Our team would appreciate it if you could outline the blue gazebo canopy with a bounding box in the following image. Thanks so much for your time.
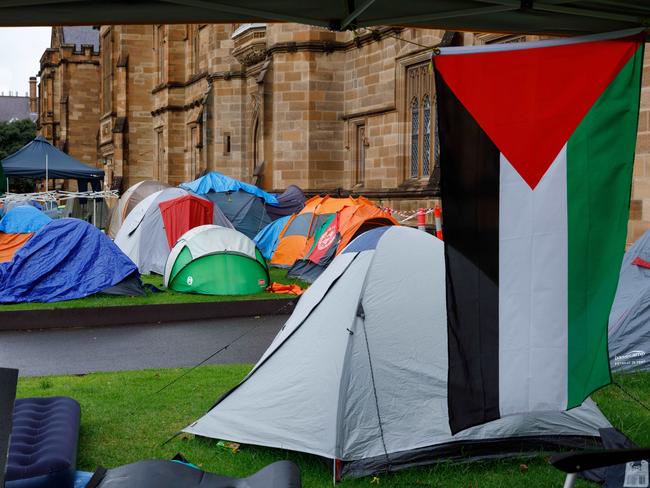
[1,135,104,181]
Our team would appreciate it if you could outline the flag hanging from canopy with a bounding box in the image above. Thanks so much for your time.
[433,30,645,434]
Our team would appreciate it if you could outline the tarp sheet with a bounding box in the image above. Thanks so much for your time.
[1,136,104,180]
[0,218,137,303]
[181,172,278,204]
[0,233,32,263]
[266,185,305,220]
[0,205,51,233]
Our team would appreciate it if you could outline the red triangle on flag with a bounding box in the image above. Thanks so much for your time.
[434,34,641,189]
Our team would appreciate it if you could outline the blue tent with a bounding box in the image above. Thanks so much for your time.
[0,206,51,234]
[254,215,291,260]
[0,218,141,303]
[180,172,278,205]
[182,172,277,239]
[1,136,104,189]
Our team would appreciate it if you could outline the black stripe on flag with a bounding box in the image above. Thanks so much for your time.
[436,72,501,434]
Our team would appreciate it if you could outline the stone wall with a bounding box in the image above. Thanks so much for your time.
[99,25,156,187]
[630,47,650,246]
[37,28,100,190]
[35,25,650,242]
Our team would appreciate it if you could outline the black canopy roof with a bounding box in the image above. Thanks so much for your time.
[0,1,647,36]
[1,135,104,180]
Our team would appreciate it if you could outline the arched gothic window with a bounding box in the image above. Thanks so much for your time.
[422,95,431,178]
[410,97,419,179]
[406,62,436,179]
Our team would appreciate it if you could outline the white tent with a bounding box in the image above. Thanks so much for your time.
[107,180,171,238]
[163,225,269,296]
[114,187,233,275]
[185,226,611,479]
[608,229,650,372]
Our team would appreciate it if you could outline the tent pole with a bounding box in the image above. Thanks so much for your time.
[45,154,48,193]
[93,198,96,227]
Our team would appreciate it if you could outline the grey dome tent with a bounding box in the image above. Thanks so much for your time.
[1,136,104,191]
[107,180,172,238]
[608,230,650,372]
[115,188,233,275]
[185,226,612,480]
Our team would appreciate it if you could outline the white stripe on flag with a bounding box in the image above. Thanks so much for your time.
[437,28,642,56]
[499,147,568,415]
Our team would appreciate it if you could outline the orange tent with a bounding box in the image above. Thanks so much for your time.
[270,195,375,267]
[287,204,397,282]
[0,233,33,263]
[331,204,397,254]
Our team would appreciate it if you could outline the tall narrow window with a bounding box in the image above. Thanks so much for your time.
[190,126,197,178]
[223,133,231,155]
[253,118,261,169]
[102,31,112,114]
[410,97,419,179]
[434,110,440,166]
[156,129,165,182]
[356,123,366,185]
[192,26,200,74]
[406,62,436,180]
[156,25,165,85]
[422,95,431,177]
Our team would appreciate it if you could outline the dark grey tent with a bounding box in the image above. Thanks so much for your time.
[266,185,306,221]
[201,191,271,240]
[1,136,104,190]
[608,230,650,372]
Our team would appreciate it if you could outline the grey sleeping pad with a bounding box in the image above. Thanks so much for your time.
[92,459,301,488]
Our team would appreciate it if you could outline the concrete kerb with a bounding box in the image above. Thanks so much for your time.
[0,298,296,331]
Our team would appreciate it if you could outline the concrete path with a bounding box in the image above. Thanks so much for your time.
[0,316,285,377]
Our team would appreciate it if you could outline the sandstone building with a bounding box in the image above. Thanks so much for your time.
[35,25,650,242]
[37,26,101,181]
[93,23,450,215]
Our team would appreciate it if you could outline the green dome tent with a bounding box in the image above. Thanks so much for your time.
[164,225,269,295]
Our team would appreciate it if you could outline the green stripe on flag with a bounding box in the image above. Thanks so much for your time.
[566,44,644,407]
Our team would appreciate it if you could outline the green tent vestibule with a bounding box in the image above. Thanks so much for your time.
[164,225,269,296]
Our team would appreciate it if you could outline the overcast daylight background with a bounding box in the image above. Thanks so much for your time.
[0,27,51,96]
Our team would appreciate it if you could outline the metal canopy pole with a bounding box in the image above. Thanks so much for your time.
[340,0,377,30]
[45,153,48,193]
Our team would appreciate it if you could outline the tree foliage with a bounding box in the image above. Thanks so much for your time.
[0,119,37,193]
[0,119,36,160]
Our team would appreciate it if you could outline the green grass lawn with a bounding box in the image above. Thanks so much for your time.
[0,268,309,311]
[16,367,649,487]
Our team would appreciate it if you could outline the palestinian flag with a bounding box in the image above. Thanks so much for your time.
[434,30,644,434]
